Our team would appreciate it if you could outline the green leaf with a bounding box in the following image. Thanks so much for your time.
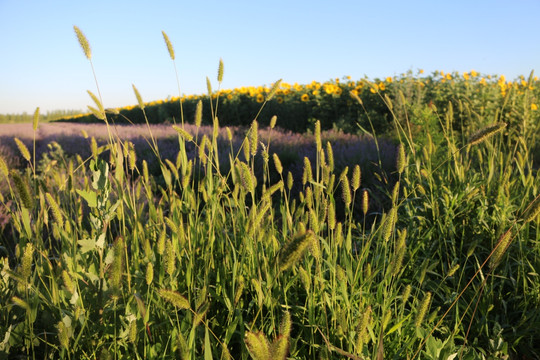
[76,189,97,208]
[78,238,97,254]
[386,314,410,335]
[21,207,32,238]
[96,233,106,250]
[204,327,213,360]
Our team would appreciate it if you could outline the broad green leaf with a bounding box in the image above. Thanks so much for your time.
[76,189,97,208]
[78,238,96,254]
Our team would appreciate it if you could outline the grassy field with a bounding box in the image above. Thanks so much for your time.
[0,27,540,359]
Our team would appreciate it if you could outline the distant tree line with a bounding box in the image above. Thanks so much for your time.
[0,110,82,123]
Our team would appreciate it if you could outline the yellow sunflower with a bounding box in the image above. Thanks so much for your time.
[301,94,309,102]
[256,94,264,103]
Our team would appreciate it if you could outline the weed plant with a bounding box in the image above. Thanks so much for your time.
[0,27,539,360]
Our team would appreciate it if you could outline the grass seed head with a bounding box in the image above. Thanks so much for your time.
[159,289,190,309]
[489,229,513,269]
[244,331,271,360]
[287,171,293,190]
[57,320,70,350]
[362,190,369,216]
[467,122,506,146]
[402,284,412,305]
[522,195,540,224]
[46,193,64,229]
[217,58,224,83]
[326,141,334,171]
[11,170,33,209]
[172,125,193,142]
[352,164,361,191]
[32,107,40,132]
[302,157,312,186]
[278,230,315,272]
[266,79,282,101]
[161,31,175,60]
[270,115,277,129]
[14,138,31,162]
[20,243,34,282]
[132,84,145,109]
[195,99,203,127]
[62,270,75,294]
[0,156,9,178]
[206,76,212,95]
[146,262,154,285]
[250,121,259,156]
[396,143,406,174]
[340,174,351,207]
[314,120,322,152]
[273,153,283,175]
[74,25,91,59]
[327,201,336,230]
[415,291,432,328]
[447,264,460,277]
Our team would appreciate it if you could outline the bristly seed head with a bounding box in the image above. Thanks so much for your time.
[522,194,540,224]
[74,25,91,60]
[217,58,224,83]
[195,100,203,127]
[132,84,145,110]
[415,291,432,327]
[467,122,506,146]
[352,164,361,191]
[266,79,282,101]
[161,31,175,60]
[396,143,406,174]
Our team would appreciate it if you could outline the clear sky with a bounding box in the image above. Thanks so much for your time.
[1,0,539,114]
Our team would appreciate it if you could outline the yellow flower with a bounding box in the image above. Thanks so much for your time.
[350,89,358,96]
[276,97,284,104]
[521,80,528,87]
[227,94,233,100]
[370,84,379,93]
[346,75,351,80]
[301,94,309,102]
[256,94,264,103]
[334,87,343,96]
[463,72,470,80]
[419,69,424,74]
[532,103,538,111]
[470,70,478,77]
[445,73,452,80]
[312,90,320,96]
[323,84,334,94]
[480,78,487,86]
[378,82,386,91]
[386,77,393,83]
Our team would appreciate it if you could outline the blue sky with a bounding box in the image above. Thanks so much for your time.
[1,0,539,114]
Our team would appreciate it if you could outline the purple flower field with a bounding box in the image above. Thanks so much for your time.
[0,122,398,178]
